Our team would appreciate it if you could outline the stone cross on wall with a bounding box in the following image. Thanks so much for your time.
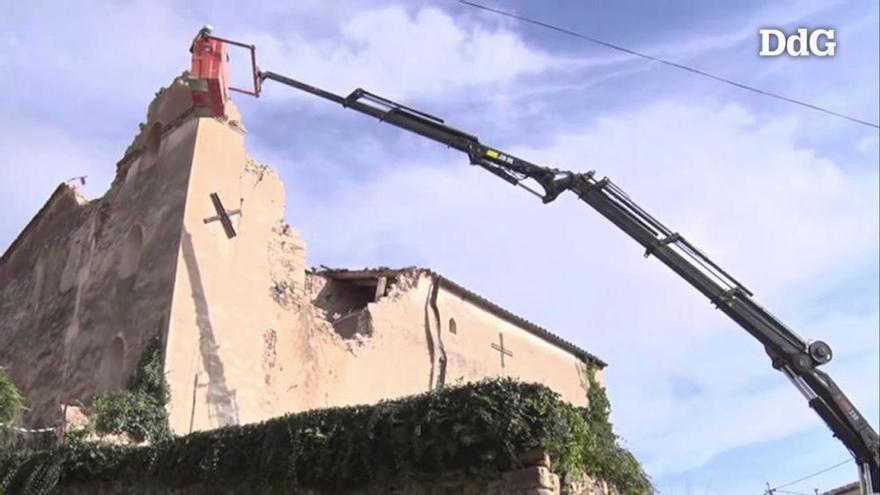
[203,192,241,238]
[491,332,513,368]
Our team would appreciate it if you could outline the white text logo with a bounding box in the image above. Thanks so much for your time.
[759,28,836,57]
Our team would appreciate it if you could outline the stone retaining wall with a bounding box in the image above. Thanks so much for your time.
[60,451,616,495]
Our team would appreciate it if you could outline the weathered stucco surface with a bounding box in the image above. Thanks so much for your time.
[303,269,603,414]
[0,76,203,429]
[0,72,605,435]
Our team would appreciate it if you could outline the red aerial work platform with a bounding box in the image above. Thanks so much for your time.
[189,25,259,117]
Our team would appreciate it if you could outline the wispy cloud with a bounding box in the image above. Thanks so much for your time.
[0,2,876,493]
[247,5,560,100]
[275,99,879,477]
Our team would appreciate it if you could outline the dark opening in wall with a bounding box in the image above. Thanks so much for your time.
[332,310,373,339]
[449,318,458,335]
[312,276,394,339]
[312,279,374,316]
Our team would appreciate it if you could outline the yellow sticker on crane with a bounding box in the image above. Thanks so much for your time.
[486,149,499,158]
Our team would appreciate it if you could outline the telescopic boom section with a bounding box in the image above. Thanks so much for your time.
[256,70,880,492]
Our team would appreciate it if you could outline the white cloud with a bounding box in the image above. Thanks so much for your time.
[0,1,876,486]
[245,5,559,99]
[0,2,192,108]
[0,125,117,251]
[858,134,880,157]
[541,103,879,298]
[645,0,846,62]
[274,99,879,476]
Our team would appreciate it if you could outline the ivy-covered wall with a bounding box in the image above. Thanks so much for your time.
[0,368,25,445]
[1,379,650,495]
[47,462,619,494]
[89,338,170,444]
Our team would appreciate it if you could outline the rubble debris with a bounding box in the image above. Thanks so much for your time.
[242,158,270,189]
[268,220,306,310]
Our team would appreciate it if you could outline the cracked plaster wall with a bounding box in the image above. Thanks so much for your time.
[0,76,201,429]
[1,73,598,436]
[305,271,597,410]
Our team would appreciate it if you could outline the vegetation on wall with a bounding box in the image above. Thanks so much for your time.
[0,368,26,443]
[577,365,652,493]
[91,338,170,443]
[0,378,650,495]
[0,338,169,494]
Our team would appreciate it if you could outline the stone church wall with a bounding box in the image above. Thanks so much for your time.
[436,282,597,405]
[0,78,201,430]
[155,90,602,433]
[304,270,599,411]
[1,73,604,436]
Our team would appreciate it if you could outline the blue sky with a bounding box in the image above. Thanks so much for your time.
[1,1,878,493]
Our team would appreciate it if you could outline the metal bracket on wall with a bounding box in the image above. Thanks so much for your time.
[203,192,241,238]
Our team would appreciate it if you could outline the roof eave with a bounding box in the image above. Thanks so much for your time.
[317,266,607,368]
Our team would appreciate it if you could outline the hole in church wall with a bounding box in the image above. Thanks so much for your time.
[312,278,386,339]
[118,224,144,280]
[313,279,376,317]
[100,336,126,390]
[449,317,458,335]
[332,310,374,339]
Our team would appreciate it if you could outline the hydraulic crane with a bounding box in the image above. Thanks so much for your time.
[190,28,880,493]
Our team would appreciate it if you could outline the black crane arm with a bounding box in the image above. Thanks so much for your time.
[258,70,880,492]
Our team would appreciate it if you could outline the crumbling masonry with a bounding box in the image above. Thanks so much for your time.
[0,73,605,434]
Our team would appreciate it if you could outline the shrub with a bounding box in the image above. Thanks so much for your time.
[578,367,651,493]
[92,391,168,443]
[91,337,170,443]
[0,378,651,494]
[0,368,25,442]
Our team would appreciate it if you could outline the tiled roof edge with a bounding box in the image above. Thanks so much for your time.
[317,266,607,368]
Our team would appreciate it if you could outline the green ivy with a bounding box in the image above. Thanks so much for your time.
[0,431,127,495]
[0,368,26,444]
[0,378,651,494]
[126,338,170,405]
[91,392,168,444]
[576,366,652,494]
[91,338,170,443]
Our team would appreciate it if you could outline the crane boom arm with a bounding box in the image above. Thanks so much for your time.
[259,70,880,492]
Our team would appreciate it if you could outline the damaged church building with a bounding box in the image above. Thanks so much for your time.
[0,71,605,436]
